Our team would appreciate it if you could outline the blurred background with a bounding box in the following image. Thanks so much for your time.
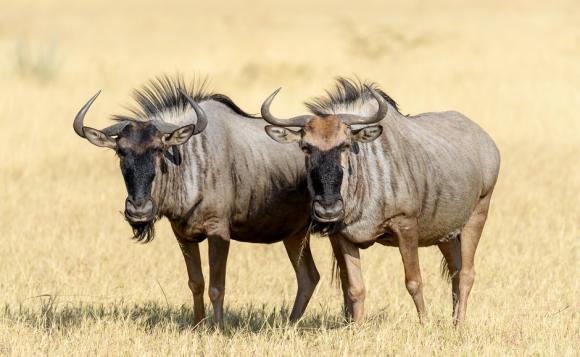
[0,0,578,354]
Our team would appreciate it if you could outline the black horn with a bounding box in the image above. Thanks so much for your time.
[178,88,208,135]
[73,90,130,138]
[100,121,131,136]
[261,88,312,127]
[150,121,180,134]
[73,91,100,138]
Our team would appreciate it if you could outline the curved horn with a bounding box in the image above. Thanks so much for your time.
[261,88,312,127]
[100,121,131,136]
[73,90,101,138]
[338,86,388,125]
[151,120,180,134]
[73,90,131,138]
[178,88,208,135]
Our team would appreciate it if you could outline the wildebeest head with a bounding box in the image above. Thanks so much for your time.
[73,89,207,241]
[261,86,385,223]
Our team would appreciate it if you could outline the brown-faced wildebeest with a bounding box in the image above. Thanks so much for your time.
[72,77,319,328]
[260,78,500,326]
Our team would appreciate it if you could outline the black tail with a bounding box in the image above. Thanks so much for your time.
[440,257,452,282]
[440,235,461,282]
[331,253,340,288]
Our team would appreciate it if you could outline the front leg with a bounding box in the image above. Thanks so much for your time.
[283,232,320,322]
[176,238,206,326]
[329,234,366,323]
[390,216,427,322]
[208,235,230,329]
[329,236,352,319]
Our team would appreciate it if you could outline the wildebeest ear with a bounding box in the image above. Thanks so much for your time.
[352,125,383,143]
[163,124,195,146]
[264,125,301,144]
[83,127,117,149]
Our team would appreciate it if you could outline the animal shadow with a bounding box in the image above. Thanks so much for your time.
[4,296,350,334]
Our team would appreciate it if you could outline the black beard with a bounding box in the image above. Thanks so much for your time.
[129,219,157,243]
[310,219,345,237]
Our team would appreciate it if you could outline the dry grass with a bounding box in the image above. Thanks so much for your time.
[0,0,579,355]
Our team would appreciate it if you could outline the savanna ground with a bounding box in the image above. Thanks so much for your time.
[0,0,579,355]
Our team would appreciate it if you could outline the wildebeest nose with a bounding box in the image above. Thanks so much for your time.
[312,199,344,222]
[125,198,155,221]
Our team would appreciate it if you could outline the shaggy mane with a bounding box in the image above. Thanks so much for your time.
[304,77,400,116]
[113,75,258,121]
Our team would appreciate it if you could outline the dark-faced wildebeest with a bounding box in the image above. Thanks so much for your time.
[260,78,500,326]
[72,77,319,328]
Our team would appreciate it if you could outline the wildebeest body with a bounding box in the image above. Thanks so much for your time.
[158,100,311,244]
[339,109,500,247]
[260,77,500,325]
[73,77,319,328]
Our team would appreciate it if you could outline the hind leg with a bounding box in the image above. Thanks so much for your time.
[456,192,492,326]
[208,235,230,330]
[438,238,461,319]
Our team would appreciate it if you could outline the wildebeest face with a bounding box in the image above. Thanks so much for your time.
[84,122,195,240]
[73,89,206,242]
[260,86,387,223]
[266,116,382,222]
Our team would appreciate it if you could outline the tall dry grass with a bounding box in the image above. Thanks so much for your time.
[0,0,578,355]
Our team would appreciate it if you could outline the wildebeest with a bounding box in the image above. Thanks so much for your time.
[260,78,500,325]
[73,76,319,327]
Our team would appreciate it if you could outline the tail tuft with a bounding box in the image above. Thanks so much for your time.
[440,257,452,282]
[331,253,341,288]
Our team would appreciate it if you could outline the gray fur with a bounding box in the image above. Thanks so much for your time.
[149,100,311,243]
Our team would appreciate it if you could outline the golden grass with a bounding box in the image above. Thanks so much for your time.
[0,0,579,355]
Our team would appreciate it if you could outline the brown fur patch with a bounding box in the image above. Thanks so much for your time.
[302,116,349,151]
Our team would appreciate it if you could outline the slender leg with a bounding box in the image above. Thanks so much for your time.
[329,236,352,319]
[283,233,320,322]
[177,239,206,326]
[392,216,427,322]
[456,193,492,327]
[330,235,366,323]
[438,238,462,319]
[208,235,230,329]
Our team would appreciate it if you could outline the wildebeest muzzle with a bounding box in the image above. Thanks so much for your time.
[124,197,157,224]
[312,195,345,222]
